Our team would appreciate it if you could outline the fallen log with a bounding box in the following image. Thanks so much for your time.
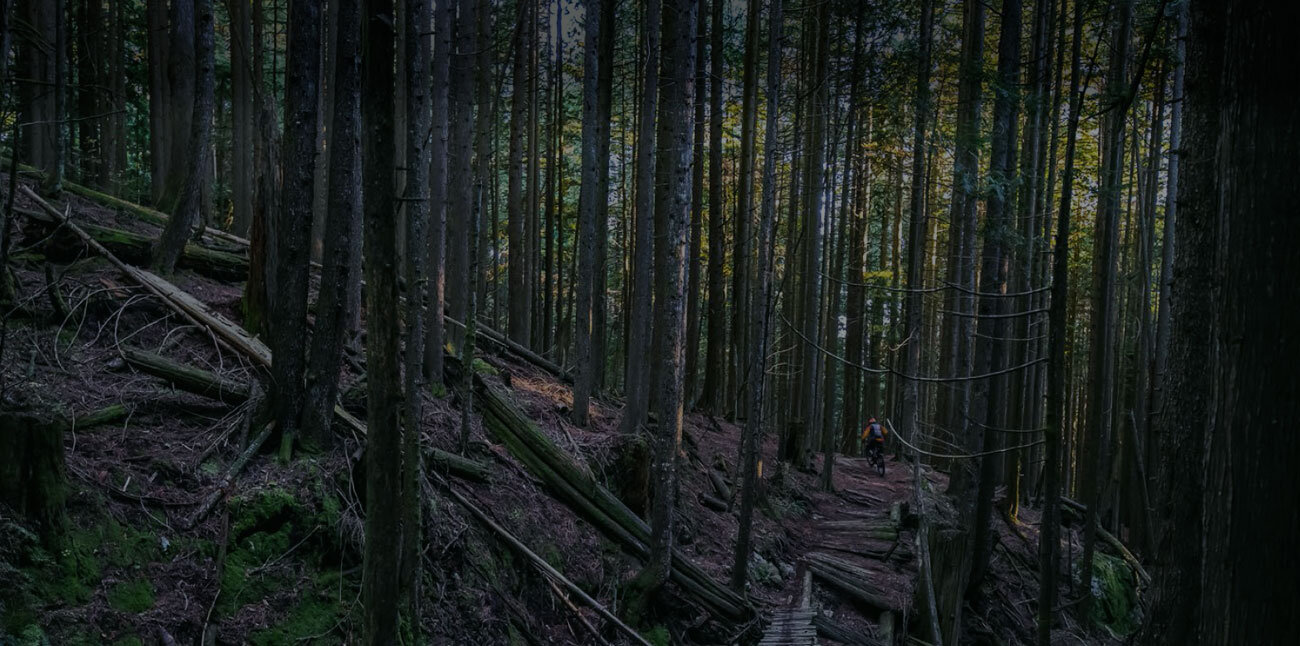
[24,209,247,281]
[122,347,250,404]
[708,468,732,502]
[20,187,242,352]
[429,473,652,646]
[185,421,275,529]
[1059,496,1151,585]
[456,357,752,623]
[700,493,729,512]
[15,162,250,249]
[426,446,492,483]
[806,552,899,616]
[70,403,129,430]
[445,315,571,384]
[812,613,882,646]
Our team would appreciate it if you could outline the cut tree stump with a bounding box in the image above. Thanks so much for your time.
[0,409,69,544]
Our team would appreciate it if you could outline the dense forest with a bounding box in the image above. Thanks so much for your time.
[0,0,1296,644]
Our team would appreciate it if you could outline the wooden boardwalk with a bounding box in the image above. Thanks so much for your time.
[757,608,817,646]
[758,568,817,646]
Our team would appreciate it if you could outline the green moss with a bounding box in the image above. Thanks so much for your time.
[248,596,340,645]
[471,358,499,376]
[643,625,670,646]
[230,487,301,537]
[429,382,448,398]
[107,579,155,613]
[12,624,48,646]
[1087,551,1141,636]
[539,543,563,571]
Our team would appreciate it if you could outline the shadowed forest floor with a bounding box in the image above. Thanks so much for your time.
[0,170,1135,644]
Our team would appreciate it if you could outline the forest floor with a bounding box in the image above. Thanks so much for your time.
[0,170,1138,645]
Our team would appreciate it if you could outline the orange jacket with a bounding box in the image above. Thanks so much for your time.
[861,423,887,443]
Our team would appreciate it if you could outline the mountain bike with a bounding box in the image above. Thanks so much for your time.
[866,443,886,477]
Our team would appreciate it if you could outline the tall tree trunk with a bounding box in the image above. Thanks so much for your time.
[1080,0,1132,619]
[424,0,451,386]
[643,0,696,590]
[0,0,13,105]
[45,0,65,193]
[17,0,54,175]
[267,0,321,459]
[1138,1,1214,642]
[1196,3,1300,641]
[158,0,195,210]
[244,0,279,339]
[1147,0,1183,504]
[571,0,605,427]
[1038,2,1085,642]
[794,0,829,468]
[1007,0,1055,520]
[684,1,705,405]
[841,108,867,451]
[459,0,491,450]
[729,0,759,421]
[943,0,985,501]
[399,0,430,620]
[732,0,780,592]
[966,0,1020,596]
[229,0,255,237]
[541,3,563,355]
[311,0,336,261]
[359,0,402,639]
[825,6,866,478]
[301,0,361,447]
[507,0,533,347]
[900,0,935,637]
[446,0,476,351]
[618,0,659,434]
[591,0,614,391]
[526,0,541,350]
[153,0,214,274]
[700,0,726,414]
[147,0,168,203]
[74,0,103,186]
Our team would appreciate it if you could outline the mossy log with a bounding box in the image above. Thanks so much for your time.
[0,409,68,544]
[426,447,492,483]
[1060,496,1151,585]
[812,613,883,646]
[71,403,130,430]
[805,552,900,616]
[26,212,248,281]
[445,315,572,384]
[453,357,752,622]
[185,421,275,529]
[16,161,249,249]
[816,518,900,541]
[123,347,251,404]
[707,468,732,502]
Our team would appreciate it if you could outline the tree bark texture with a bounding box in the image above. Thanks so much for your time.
[645,0,696,588]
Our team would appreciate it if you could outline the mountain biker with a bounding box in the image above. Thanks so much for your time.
[861,417,887,460]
